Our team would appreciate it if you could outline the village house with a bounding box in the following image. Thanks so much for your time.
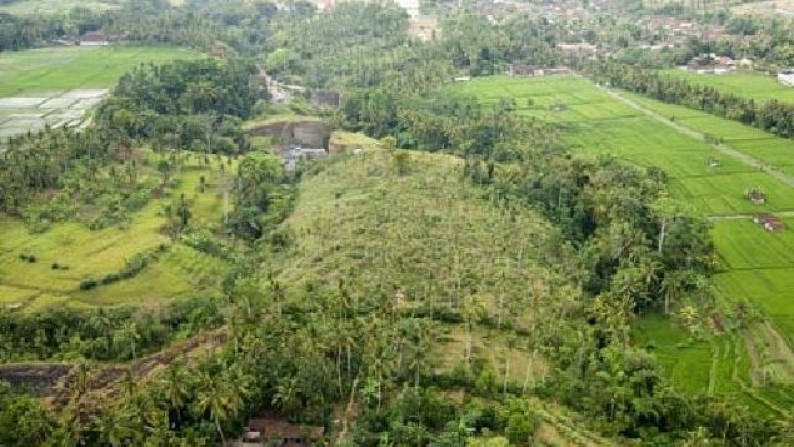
[557,43,598,57]
[753,214,785,232]
[778,70,794,87]
[506,64,543,76]
[408,16,439,41]
[684,54,735,74]
[240,416,325,447]
[78,30,110,46]
[283,144,328,172]
[738,58,754,69]
[506,64,572,77]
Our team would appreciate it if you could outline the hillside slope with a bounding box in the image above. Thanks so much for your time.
[271,147,622,446]
[277,147,579,328]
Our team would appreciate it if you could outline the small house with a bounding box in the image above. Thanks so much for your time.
[778,71,794,87]
[282,144,328,172]
[507,64,543,76]
[545,67,573,76]
[78,30,109,46]
[753,214,785,232]
[747,190,767,205]
[557,43,598,55]
[243,417,325,447]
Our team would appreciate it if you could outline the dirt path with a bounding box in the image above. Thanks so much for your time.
[47,329,226,407]
[708,211,794,221]
[597,85,794,189]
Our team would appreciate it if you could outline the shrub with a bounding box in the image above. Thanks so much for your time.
[101,273,121,285]
[80,278,98,290]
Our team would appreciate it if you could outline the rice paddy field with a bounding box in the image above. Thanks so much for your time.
[0,46,203,137]
[0,151,233,311]
[0,46,203,97]
[0,0,120,16]
[447,75,794,414]
[661,69,794,104]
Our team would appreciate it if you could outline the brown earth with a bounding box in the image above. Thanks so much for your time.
[0,329,228,407]
[247,120,332,149]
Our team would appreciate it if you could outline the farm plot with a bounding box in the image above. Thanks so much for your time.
[451,76,794,215]
[0,89,108,138]
[0,0,119,15]
[447,75,794,412]
[0,151,232,311]
[0,46,202,97]
[662,70,794,105]
[0,46,202,137]
[667,172,794,215]
[622,92,794,173]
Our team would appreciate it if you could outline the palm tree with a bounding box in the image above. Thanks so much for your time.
[159,361,190,428]
[195,367,244,444]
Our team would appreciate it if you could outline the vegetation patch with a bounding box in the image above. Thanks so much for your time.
[0,46,202,97]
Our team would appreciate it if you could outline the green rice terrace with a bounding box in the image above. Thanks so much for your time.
[662,69,794,104]
[0,149,234,311]
[448,74,794,414]
[0,0,121,15]
[0,46,202,137]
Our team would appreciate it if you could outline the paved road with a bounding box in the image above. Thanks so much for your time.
[597,85,794,189]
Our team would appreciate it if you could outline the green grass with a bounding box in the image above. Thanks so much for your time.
[0,0,120,15]
[0,46,203,96]
[446,75,794,412]
[633,314,784,415]
[662,69,794,104]
[621,92,794,174]
[634,314,713,393]
[0,151,231,311]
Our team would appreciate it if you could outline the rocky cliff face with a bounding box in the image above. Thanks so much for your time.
[248,119,332,149]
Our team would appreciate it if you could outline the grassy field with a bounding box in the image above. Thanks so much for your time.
[0,0,120,15]
[0,46,203,96]
[450,76,794,216]
[446,75,794,413]
[662,69,794,104]
[0,151,232,311]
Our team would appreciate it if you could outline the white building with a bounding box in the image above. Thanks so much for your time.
[778,72,794,87]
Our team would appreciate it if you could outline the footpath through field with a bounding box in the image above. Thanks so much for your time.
[600,85,794,191]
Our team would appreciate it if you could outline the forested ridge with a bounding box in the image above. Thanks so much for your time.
[2,0,794,446]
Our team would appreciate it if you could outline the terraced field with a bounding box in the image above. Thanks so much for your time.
[447,75,794,413]
[0,151,233,311]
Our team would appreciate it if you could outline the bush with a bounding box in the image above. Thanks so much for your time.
[101,273,121,285]
[80,278,98,290]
